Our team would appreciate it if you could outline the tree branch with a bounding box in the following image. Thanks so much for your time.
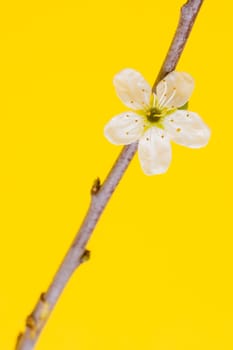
[152,0,203,91]
[16,1,204,349]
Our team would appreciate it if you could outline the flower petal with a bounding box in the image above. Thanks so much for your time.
[138,127,172,175]
[163,110,211,148]
[156,71,194,108]
[113,69,151,110]
[104,112,144,145]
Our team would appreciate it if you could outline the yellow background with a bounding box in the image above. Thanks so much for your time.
[0,0,232,349]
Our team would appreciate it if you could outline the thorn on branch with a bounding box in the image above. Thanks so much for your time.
[40,292,46,303]
[80,249,91,263]
[91,177,101,195]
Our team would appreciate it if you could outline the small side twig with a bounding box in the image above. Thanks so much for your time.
[16,1,204,349]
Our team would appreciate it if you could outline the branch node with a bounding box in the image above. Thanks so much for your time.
[40,292,47,303]
[38,298,50,322]
[26,314,37,331]
[80,249,91,263]
[15,332,23,350]
[91,177,101,195]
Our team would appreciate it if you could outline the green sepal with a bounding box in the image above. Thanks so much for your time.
[178,102,189,110]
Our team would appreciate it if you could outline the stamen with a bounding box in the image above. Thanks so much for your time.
[159,94,167,107]
[158,80,168,107]
[150,93,157,108]
[160,87,177,108]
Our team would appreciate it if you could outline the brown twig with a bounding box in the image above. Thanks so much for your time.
[152,0,203,91]
[16,1,204,349]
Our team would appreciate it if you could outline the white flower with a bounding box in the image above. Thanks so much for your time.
[104,69,211,175]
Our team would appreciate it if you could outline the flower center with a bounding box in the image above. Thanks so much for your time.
[146,107,162,123]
